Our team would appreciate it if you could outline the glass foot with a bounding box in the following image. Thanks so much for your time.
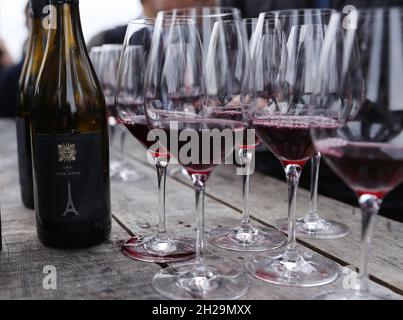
[168,166,189,178]
[152,263,250,300]
[245,247,339,287]
[314,289,395,300]
[208,225,286,252]
[122,235,195,263]
[276,216,350,240]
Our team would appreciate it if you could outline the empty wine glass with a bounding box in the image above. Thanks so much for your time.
[273,9,350,239]
[245,10,339,287]
[145,15,249,300]
[115,19,195,263]
[207,19,286,252]
[98,44,144,182]
[311,8,403,299]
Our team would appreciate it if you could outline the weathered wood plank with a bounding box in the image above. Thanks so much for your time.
[122,133,403,295]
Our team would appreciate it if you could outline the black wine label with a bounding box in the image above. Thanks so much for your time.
[34,132,107,224]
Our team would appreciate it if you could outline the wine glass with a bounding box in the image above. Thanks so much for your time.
[98,44,144,182]
[164,6,241,179]
[311,8,403,299]
[272,9,350,240]
[89,46,102,77]
[144,15,249,299]
[245,10,339,287]
[115,19,195,263]
[163,7,241,52]
[207,18,286,252]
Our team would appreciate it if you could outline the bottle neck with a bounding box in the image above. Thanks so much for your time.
[31,18,45,48]
[30,18,46,72]
[19,17,45,101]
[51,1,86,52]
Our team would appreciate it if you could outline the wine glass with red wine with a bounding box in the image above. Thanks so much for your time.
[272,9,350,240]
[144,15,249,300]
[163,7,241,179]
[245,10,339,287]
[98,44,144,182]
[207,19,286,252]
[114,19,195,263]
[311,8,403,299]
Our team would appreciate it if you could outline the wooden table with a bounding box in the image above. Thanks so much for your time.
[0,119,402,300]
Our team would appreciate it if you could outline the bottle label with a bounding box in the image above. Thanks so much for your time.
[34,132,107,222]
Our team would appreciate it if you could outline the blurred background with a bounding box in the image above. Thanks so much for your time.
[0,0,141,62]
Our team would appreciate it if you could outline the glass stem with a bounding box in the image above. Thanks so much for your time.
[192,174,207,269]
[109,124,116,147]
[155,158,169,240]
[120,127,126,163]
[239,148,253,230]
[283,164,302,261]
[305,152,321,222]
[357,194,381,296]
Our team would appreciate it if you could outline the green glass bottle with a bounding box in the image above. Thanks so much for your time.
[17,0,48,210]
[31,0,111,248]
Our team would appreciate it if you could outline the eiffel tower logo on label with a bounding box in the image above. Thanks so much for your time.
[62,181,79,217]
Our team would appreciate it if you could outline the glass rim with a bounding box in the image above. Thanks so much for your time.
[127,17,195,28]
[354,6,403,17]
[246,15,277,24]
[213,19,245,25]
[266,8,336,17]
[160,6,241,18]
[128,17,196,27]
[242,18,258,24]
[128,18,156,26]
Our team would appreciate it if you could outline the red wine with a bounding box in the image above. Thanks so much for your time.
[122,116,154,149]
[210,107,243,121]
[240,131,260,150]
[156,118,244,176]
[253,116,316,167]
[209,108,259,149]
[316,138,403,199]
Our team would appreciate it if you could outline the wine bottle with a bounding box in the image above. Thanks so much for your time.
[31,0,111,248]
[17,0,48,209]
